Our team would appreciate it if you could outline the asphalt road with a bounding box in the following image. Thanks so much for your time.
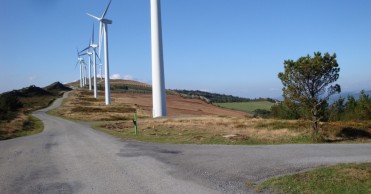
[0,93,370,194]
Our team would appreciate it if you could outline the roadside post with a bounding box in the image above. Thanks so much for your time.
[133,111,138,135]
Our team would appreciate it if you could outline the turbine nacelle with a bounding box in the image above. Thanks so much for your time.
[101,19,112,24]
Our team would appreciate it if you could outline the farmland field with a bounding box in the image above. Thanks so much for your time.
[215,101,275,113]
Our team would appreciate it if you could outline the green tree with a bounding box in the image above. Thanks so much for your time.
[344,96,357,120]
[355,90,371,120]
[278,52,341,140]
[328,97,345,121]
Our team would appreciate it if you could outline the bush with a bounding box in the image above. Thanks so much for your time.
[270,102,300,120]
[0,92,23,120]
[0,92,23,112]
[253,109,271,118]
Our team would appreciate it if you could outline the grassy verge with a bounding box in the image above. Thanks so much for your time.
[95,118,371,145]
[255,163,371,194]
[94,117,313,145]
[54,89,370,145]
[0,115,44,140]
[215,101,274,113]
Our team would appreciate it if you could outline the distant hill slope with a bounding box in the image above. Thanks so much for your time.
[68,79,152,94]
[44,82,72,92]
[329,90,371,103]
[68,79,277,103]
[171,89,278,104]
[0,82,71,112]
[8,85,52,97]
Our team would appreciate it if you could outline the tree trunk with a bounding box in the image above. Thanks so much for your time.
[311,108,321,142]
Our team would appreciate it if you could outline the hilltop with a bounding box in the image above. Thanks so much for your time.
[54,79,249,120]
[44,81,72,92]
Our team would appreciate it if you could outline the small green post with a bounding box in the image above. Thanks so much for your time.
[133,111,138,135]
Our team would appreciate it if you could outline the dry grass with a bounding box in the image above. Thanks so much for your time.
[0,113,43,140]
[51,89,247,121]
[49,89,144,121]
[99,116,312,144]
[52,89,371,145]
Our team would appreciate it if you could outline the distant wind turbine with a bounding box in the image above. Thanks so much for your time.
[87,0,112,105]
[80,24,100,98]
[151,0,167,118]
[75,48,84,88]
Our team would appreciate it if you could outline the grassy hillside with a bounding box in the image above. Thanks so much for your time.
[215,101,275,113]
[0,82,71,140]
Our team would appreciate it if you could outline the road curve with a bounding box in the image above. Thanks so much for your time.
[0,92,370,194]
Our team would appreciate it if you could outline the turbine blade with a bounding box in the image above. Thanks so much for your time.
[102,0,112,18]
[86,13,100,21]
[75,61,79,69]
[79,46,90,54]
[91,23,95,44]
[95,52,101,62]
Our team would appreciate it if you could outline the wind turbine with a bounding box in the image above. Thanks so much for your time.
[151,0,167,118]
[75,48,84,88]
[80,24,100,98]
[87,0,112,105]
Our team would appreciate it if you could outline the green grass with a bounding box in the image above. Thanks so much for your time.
[256,163,371,194]
[215,101,274,113]
[0,115,44,140]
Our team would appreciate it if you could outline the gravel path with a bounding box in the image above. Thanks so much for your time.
[0,92,370,194]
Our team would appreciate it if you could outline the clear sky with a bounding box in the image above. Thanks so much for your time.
[1,0,370,98]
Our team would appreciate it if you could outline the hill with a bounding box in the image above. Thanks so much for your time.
[54,79,250,120]
[44,81,72,92]
[170,89,278,104]
[1,82,71,140]
[8,85,52,97]
[329,90,371,103]
[69,79,277,103]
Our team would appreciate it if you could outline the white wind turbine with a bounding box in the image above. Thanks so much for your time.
[80,38,93,91]
[80,24,100,98]
[87,0,112,105]
[151,0,167,118]
[75,48,84,88]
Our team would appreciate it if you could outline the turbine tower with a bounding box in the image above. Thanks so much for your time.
[88,52,92,90]
[151,0,167,118]
[87,0,112,105]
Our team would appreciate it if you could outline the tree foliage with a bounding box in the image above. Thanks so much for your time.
[278,52,341,139]
[329,91,371,121]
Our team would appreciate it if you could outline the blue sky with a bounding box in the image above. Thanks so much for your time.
[1,0,370,98]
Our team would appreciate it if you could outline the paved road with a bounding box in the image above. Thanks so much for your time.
[0,93,370,194]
